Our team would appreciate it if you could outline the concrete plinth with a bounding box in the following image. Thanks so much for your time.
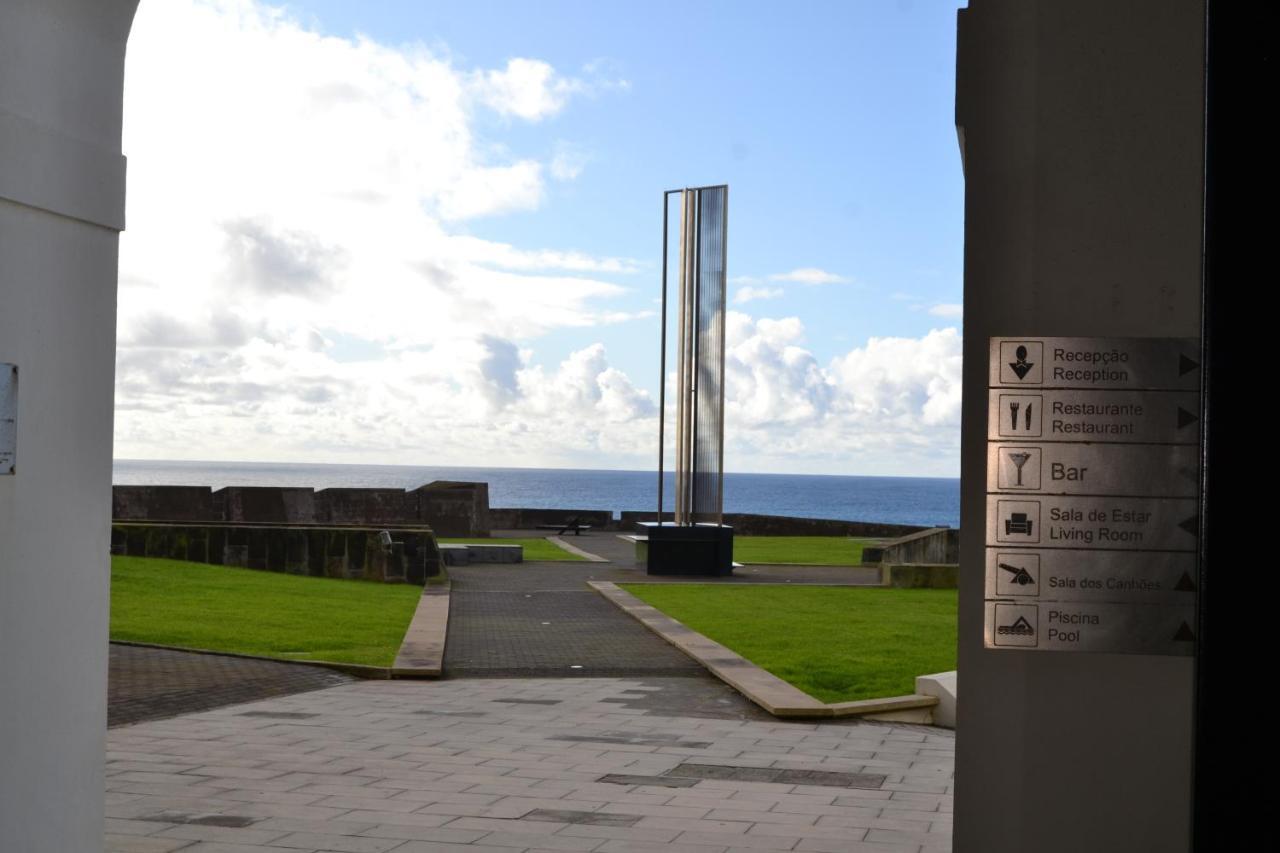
[637,522,734,577]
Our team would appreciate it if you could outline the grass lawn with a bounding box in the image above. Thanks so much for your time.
[620,584,957,703]
[733,536,875,566]
[438,537,584,562]
[110,556,422,667]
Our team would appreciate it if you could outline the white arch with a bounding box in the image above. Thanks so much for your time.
[0,2,139,850]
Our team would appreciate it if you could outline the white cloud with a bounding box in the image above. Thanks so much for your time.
[733,285,784,304]
[769,267,850,285]
[113,0,958,476]
[929,303,963,318]
[471,57,582,121]
[450,236,640,274]
[714,322,962,475]
[118,7,639,339]
[549,142,590,181]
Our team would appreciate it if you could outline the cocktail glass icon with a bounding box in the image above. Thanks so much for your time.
[1008,452,1032,486]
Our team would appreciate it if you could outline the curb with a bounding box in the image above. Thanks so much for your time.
[588,581,939,722]
[547,536,609,562]
[391,581,451,678]
[109,640,392,679]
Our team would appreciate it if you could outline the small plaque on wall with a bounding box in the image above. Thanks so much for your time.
[1,364,16,474]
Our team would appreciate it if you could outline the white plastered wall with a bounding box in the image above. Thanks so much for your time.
[0,2,139,851]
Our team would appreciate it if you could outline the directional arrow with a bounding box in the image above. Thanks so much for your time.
[1175,572,1197,592]
[1179,354,1199,377]
[1173,622,1196,642]
[1177,406,1198,429]
[1179,515,1199,536]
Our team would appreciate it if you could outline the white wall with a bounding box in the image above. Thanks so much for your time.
[0,2,138,851]
[954,2,1204,851]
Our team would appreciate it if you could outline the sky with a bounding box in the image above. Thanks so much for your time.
[115,0,966,477]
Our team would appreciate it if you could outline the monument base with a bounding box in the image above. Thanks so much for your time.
[638,522,734,576]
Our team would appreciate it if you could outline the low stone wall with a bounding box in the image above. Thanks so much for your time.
[112,485,215,522]
[882,563,960,589]
[877,527,959,564]
[489,507,616,531]
[110,523,444,584]
[112,482,947,543]
[619,511,926,538]
[112,481,490,536]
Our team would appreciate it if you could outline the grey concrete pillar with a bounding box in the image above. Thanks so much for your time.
[953,2,1204,852]
[0,2,139,851]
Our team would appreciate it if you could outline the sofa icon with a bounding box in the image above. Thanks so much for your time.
[1005,512,1034,536]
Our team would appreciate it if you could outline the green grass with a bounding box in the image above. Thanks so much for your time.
[620,584,957,703]
[438,537,584,562]
[733,536,875,566]
[110,556,422,666]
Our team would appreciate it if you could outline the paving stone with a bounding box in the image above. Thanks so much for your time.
[472,830,603,850]
[595,841,730,853]
[103,834,196,853]
[666,764,886,789]
[524,808,641,826]
[598,773,701,788]
[267,831,403,851]
[106,677,951,853]
[109,645,352,728]
[394,843,521,853]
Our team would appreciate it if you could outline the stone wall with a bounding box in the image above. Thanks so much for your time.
[619,511,927,538]
[111,523,443,584]
[216,487,315,524]
[489,507,615,531]
[112,480,490,536]
[112,481,945,542]
[882,563,960,589]
[113,485,215,521]
[880,527,959,564]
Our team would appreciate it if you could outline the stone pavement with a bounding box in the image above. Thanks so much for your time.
[109,644,353,728]
[443,554,705,678]
[445,532,880,679]
[105,677,954,853]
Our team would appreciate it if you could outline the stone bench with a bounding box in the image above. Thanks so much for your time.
[440,543,523,566]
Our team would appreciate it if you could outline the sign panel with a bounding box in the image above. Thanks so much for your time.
[986,389,1200,444]
[986,495,1198,551]
[986,443,1199,497]
[985,337,1200,655]
[989,337,1200,390]
[983,549,1197,605]
[984,601,1196,656]
[0,364,14,474]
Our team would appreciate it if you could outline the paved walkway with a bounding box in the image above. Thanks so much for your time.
[445,531,880,679]
[109,644,354,728]
[105,677,954,853]
[444,562,706,678]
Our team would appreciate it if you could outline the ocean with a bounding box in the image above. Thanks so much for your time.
[112,460,960,529]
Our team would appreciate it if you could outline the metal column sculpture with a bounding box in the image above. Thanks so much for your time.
[644,185,734,576]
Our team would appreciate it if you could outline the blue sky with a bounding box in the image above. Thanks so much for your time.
[288,0,966,383]
[115,0,966,476]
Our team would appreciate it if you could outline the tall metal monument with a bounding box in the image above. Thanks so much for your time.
[643,185,734,575]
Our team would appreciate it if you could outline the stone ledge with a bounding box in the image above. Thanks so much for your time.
[391,583,450,678]
[547,535,609,562]
[589,581,940,722]
[916,670,957,728]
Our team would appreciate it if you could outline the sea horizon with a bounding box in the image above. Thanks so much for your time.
[114,458,961,528]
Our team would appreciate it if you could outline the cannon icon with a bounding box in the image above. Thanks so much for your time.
[999,562,1036,585]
